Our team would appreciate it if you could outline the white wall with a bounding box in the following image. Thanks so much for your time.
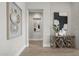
[0,2,26,56]
[71,2,79,48]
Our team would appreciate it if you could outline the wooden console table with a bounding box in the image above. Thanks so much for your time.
[50,35,75,48]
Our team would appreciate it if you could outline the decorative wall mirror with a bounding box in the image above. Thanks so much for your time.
[53,12,68,36]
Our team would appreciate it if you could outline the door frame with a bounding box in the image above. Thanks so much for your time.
[27,9,44,47]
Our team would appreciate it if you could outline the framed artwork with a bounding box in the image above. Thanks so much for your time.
[33,23,40,32]
[33,18,41,32]
[54,12,68,31]
[7,2,22,39]
[53,12,68,36]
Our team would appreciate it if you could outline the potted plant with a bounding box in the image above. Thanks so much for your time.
[53,20,59,36]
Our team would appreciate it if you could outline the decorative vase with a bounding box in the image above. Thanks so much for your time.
[56,32,59,36]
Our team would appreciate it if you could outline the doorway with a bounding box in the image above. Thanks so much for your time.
[28,9,43,48]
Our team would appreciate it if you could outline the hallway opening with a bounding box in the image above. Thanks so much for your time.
[28,9,43,48]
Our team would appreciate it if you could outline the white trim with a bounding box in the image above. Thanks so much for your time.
[28,9,44,47]
[26,43,29,47]
[43,44,50,48]
[27,9,29,47]
[30,38,42,40]
[15,45,27,56]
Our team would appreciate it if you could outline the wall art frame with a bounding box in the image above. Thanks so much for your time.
[7,2,22,40]
[54,12,68,31]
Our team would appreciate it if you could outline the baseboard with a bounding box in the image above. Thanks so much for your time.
[30,38,43,40]
[26,43,29,47]
[15,45,27,56]
[43,44,50,48]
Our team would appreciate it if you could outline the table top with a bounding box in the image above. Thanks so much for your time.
[53,35,75,37]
